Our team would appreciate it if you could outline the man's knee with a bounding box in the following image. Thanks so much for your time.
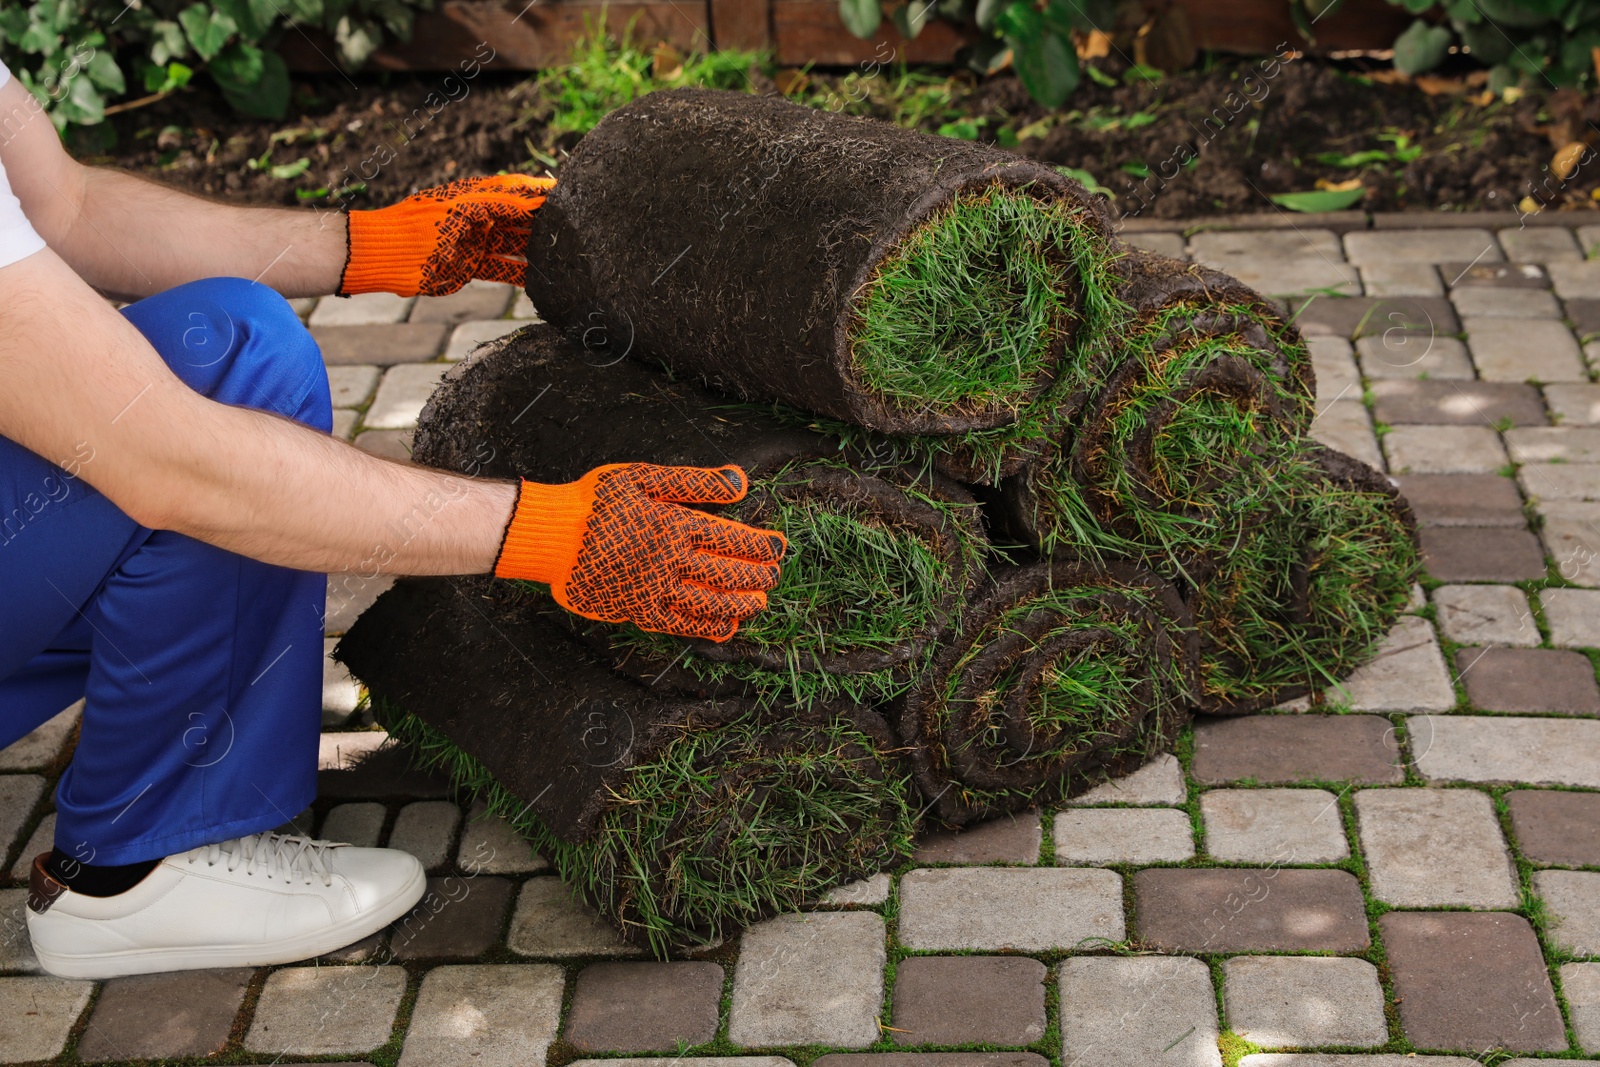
[122,278,332,434]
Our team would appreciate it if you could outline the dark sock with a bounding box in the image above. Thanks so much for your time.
[45,849,160,898]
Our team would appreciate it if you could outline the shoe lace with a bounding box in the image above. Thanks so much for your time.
[184,832,340,887]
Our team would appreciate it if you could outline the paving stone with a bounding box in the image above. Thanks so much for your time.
[1562,961,1600,1053]
[408,280,515,324]
[1544,383,1600,425]
[1381,911,1566,1052]
[1525,460,1600,501]
[318,733,453,799]
[1578,222,1600,256]
[1241,1057,1480,1066]
[728,911,884,1047]
[353,428,414,462]
[331,408,358,440]
[1204,257,1360,298]
[1455,288,1563,318]
[1191,714,1403,785]
[1549,259,1600,299]
[1532,869,1600,955]
[1391,473,1526,526]
[1309,401,1384,470]
[1064,751,1187,805]
[313,322,448,365]
[0,889,38,971]
[816,1057,1043,1067]
[1326,615,1455,711]
[444,319,523,361]
[321,802,385,847]
[1433,584,1538,646]
[398,963,564,1067]
[1221,956,1387,1048]
[1499,227,1582,261]
[0,976,94,1061]
[1443,260,1551,289]
[1360,261,1443,297]
[824,873,891,905]
[1410,714,1600,787]
[0,703,78,771]
[365,363,448,430]
[900,867,1123,950]
[1132,868,1369,952]
[572,1061,794,1067]
[1456,645,1600,714]
[0,775,46,859]
[1418,527,1546,583]
[1201,788,1349,864]
[322,637,361,727]
[1539,498,1600,586]
[565,961,723,1052]
[912,810,1041,863]
[390,875,513,960]
[457,801,549,874]
[286,295,317,319]
[1123,231,1185,258]
[1508,425,1600,464]
[1466,317,1588,381]
[1292,296,1459,340]
[1052,808,1193,864]
[509,290,542,320]
[1355,788,1518,908]
[245,965,406,1056]
[9,813,51,880]
[1346,228,1501,265]
[310,292,416,326]
[327,364,381,408]
[1192,229,1343,262]
[1569,297,1600,339]
[1383,425,1508,474]
[325,573,394,635]
[890,956,1046,1047]
[1308,334,1359,389]
[388,800,461,870]
[1356,333,1472,380]
[77,968,251,1061]
[1507,788,1600,865]
[1369,379,1546,427]
[507,876,643,958]
[1058,955,1221,1067]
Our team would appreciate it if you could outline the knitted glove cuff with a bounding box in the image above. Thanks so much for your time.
[492,478,593,586]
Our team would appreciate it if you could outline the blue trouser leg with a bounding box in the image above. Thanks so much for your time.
[0,277,332,866]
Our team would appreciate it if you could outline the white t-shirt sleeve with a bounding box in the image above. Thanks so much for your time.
[0,59,49,269]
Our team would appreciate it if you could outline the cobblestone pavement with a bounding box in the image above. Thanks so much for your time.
[5,216,1600,1065]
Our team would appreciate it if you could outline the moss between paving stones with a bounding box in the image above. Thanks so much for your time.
[1189,444,1423,715]
[525,86,1115,435]
[896,557,1199,827]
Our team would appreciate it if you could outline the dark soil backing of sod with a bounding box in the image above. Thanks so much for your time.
[997,249,1314,573]
[413,324,986,685]
[335,576,745,844]
[339,576,915,951]
[524,87,1116,436]
[894,557,1198,827]
[1187,444,1421,716]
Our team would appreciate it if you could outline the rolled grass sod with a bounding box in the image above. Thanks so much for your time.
[1187,445,1422,715]
[894,558,1198,826]
[998,250,1315,573]
[524,87,1118,435]
[412,324,987,707]
[339,578,915,953]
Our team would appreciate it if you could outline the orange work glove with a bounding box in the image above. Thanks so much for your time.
[339,174,556,297]
[494,463,787,642]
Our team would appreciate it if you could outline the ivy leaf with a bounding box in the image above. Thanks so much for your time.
[59,72,104,126]
[1269,186,1367,212]
[838,0,882,38]
[997,2,1078,107]
[179,4,238,62]
[974,0,1007,30]
[84,49,126,95]
[893,0,936,38]
[149,20,189,66]
[1392,19,1451,75]
[211,43,289,117]
[334,15,382,65]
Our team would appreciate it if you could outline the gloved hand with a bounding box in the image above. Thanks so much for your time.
[339,174,556,297]
[494,463,787,642]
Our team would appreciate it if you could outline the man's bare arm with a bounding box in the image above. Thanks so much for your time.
[0,78,346,299]
[0,247,514,574]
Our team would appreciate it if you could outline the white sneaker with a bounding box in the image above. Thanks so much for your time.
[25,832,426,979]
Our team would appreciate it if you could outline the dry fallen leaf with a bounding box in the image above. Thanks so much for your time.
[1414,75,1467,96]
[652,42,684,81]
[1076,29,1112,60]
[1554,141,1588,180]
[1520,195,1543,214]
[1315,177,1365,192]
[774,68,810,96]
[1470,89,1495,107]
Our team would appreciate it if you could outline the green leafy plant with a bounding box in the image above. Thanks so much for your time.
[837,0,1117,107]
[1367,0,1600,88]
[0,0,436,131]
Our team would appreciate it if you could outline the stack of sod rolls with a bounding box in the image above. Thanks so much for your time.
[338,88,1420,954]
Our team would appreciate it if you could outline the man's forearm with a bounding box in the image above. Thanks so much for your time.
[58,168,348,300]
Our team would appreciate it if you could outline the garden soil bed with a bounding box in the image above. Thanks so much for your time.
[95,53,1597,219]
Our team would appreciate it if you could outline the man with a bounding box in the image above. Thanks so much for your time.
[0,62,785,979]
